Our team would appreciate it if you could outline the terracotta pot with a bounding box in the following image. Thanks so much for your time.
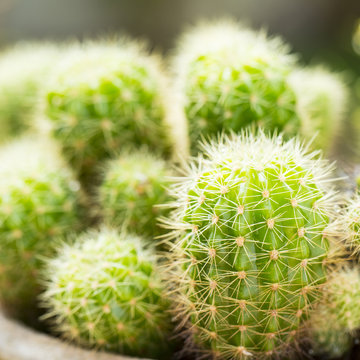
[0,312,149,360]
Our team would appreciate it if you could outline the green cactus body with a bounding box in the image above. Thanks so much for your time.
[166,133,339,359]
[345,194,360,253]
[99,151,171,238]
[0,137,82,322]
[43,40,184,185]
[0,43,59,141]
[288,67,348,152]
[173,21,299,151]
[42,228,173,358]
[309,267,360,358]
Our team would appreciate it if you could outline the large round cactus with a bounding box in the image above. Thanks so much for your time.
[99,150,172,238]
[165,132,340,359]
[42,228,174,358]
[43,39,186,185]
[288,67,348,153]
[0,137,82,322]
[172,20,299,150]
[0,42,59,142]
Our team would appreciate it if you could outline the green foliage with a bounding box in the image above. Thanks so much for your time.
[288,67,348,152]
[0,137,82,322]
[309,267,360,358]
[43,39,184,185]
[165,132,340,359]
[172,20,299,151]
[99,151,172,238]
[42,228,174,358]
[0,42,59,142]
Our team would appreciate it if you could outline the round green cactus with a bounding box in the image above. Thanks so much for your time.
[165,132,340,359]
[43,39,186,186]
[99,151,172,238]
[172,20,299,151]
[0,42,59,142]
[41,228,174,358]
[309,267,360,358]
[288,67,348,152]
[344,193,360,253]
[0,137,82,322]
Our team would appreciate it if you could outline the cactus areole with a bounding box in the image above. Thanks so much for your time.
[167,133,337,359]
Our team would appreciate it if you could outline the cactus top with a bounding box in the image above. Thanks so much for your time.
[167,133,338,359]
[172,20,299,149]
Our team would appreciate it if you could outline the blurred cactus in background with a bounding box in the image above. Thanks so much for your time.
[0,42,60,142]
[99,150,172,239]
[42,228,174,358]
[42,39,187,187]
[0,137,82,323]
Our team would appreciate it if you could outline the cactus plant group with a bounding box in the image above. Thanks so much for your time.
[99,151,172,238]
[42,228,174,358]
[0,137,82,322]
[165,132,340,359]
[43,39,184,185]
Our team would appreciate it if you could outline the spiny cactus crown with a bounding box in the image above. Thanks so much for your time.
[165,132,339,359]
[172,20,299,150]
[99,150,172,238]
[288,67,348,152]
[309,267,360,358]
[0,42,59,140]
[0,137,82,321]
[43,39,179,184]
[42,228,173,358]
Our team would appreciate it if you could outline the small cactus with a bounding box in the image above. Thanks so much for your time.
[0,42,59,142]
[309,267,360,358]
[288,67,348,152]
[0,137,82,322]
[344,193,360,253]
[41,228,174,358]
[99,150,172,238]
[43,39,186,186]
[165,132,341,359]
[172,20,299,151]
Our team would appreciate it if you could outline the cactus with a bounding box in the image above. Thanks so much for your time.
[0,42,59,142]
[41,228,174,358]
[0,137,82,323]
[288,67,348,153]
[164,132,340,359]
[99,150,172,238]
[344,193,360,253]
[309,267,360,358]
[43,39,186,186]
[172,20,299,151]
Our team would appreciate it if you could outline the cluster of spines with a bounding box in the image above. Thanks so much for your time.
[0,136,82,322]
[99,150,172,239]
[163,132,341,359]
[42,38,187,186]
[41,228,174,358]
[344,193,360,253]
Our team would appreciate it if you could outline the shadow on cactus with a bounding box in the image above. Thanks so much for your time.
[99,150,172,239]
[162,131,343,359]
[41,228,175,359]
[0,137,83,324]
[42,38,187,187]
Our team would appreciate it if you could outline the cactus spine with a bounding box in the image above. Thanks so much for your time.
[165,132,340,359]
[42,228,173,358]
[99,151,172,238]
[172,20,299,151]
[0,137,82,322]
[43,39,186,185]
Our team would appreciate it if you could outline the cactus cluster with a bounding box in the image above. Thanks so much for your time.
[309,267,360,358]
[172,20,299,150]
[42,228,173,358]
[99,151,172,238]
[165,132,340,359]
[43,39,185,185]
[0,137,82,322]
[0,42,59,142]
